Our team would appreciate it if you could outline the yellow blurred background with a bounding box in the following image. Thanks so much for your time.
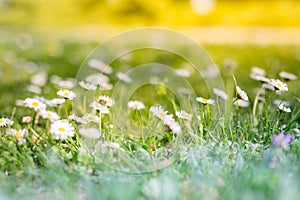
[1,0,300,27]
[1,0,300,43]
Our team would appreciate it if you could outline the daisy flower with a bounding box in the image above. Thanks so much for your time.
[250,74,270,83]
[257,96,266,103]
[213,88,228,100]
[78,127,101,139]
[39,110,60,122]
[98,95,115,107]
[88,58,113,74]
[51,98,66,106]
[23,98,47,111]
[166,121,182,134]
[79,81,97,91]
[233,99,250,108]
[7,128,29,145]
[90,101,109,114]
[22,116,32,124]
[196,97,215,105]
[262,83,275,91]
[277,103,291,113]
[50,75,62,84]
[34,96,56,107]
[26,84,42,94]
[175,110,192,121]
[258,76,271,83]
[30,72,48,87]
[85,74,109,85]
[162,114,175,125]
[270,79,288,92]
[273,100,290,107]
[279,71,297,81]
[0,117,14,127]
[175,69,191,78]
[128,100,145,110]
[150,107,182,134]
[57,89,77,100]
[116,72,132,83]
[236,86,249,101]
[68,114,87,124]
[150,105,168,120]
[15,99,25,107]
[251,66,266,76]
[50,120,75,140]
[57,80,75,89]
[272,133,293,149]
[98,82,113,91]
[83,113,100,123]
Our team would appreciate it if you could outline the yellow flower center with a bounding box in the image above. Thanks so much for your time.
[47,113,52,117]
[15,131,23,139]
[64,92,69,96]
[59,127,66,132]
[32,102,39,107]
[276,83,282,88]
[159,112,165,118]
[88,117,94,121]
[0,119,3,123]
[203,99,208,103]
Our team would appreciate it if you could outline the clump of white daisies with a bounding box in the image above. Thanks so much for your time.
[150,105,182,134]
[249,66,296,113]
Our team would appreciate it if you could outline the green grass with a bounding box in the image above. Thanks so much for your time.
[0,30,300,199]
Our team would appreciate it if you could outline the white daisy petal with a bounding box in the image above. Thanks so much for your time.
[39,110,60,122]
[213,88,228,100]
[88,59,113,74]
[175,110,192,121]
[50,120,75,140]
[57,89,77,100]
[116,72,132,83]
[23,98,47,111]
[236,86,249,101]
[79,81,97,91]
[279,71,297,81]
[0,117,14,127]
[196,97,215,105]
[270,79,288,92]
[128,100,145,110]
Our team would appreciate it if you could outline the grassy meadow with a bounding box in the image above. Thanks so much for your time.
[1,0,300,199]
[0,30,299,199]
